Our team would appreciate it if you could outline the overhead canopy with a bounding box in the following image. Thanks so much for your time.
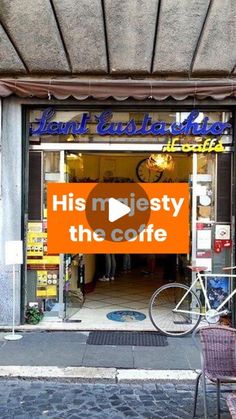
[0,79,236,101]
[0,0,235,102]
[0,0,235,78]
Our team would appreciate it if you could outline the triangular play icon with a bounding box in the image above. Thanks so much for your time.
[108,198,131,222]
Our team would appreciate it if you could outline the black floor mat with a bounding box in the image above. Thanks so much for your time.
[87,331,168,346]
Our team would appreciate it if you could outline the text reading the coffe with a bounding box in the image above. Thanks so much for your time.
[69,224,166,243]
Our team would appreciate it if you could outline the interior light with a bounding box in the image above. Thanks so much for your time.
[67,153,79,159]
[146,154,174,172]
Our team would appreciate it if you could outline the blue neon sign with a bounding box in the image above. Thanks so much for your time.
[30,108,231,137]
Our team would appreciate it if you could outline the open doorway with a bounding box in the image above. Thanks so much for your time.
[26,149,221,329]
[62,151,192,329]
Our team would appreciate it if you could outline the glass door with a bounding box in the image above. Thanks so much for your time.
[62,152,85,321]
[191,153,216,272]
[63,253,84,320]
[191,152,234,315]
[191,153,233,272]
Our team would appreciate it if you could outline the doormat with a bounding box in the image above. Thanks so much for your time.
[87,331,168,347]
[106,310,146,322]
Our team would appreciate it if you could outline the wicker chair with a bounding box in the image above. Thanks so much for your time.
[192,325,236,419]
[226,393,236,418]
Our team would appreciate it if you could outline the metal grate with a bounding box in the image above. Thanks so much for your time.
[87,331,168,346]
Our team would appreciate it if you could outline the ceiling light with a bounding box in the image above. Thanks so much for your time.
[146,154,174,172]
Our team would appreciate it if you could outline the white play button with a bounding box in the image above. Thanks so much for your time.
[108,198,131,222]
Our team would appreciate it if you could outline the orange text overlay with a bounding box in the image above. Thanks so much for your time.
[47,183,189,254]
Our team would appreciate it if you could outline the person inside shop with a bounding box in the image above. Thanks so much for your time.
[142,254,156,275]
[163,254,177,282]
[99,254,116,281]
[123,254,131,273]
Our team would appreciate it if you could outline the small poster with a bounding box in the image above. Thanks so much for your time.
[196,185,207,196]
[197,230,211,250]
[215,225,230,240]
[27,232,47,257]
[28,222,42,233]
[27,221,59,268]
[206,276,229,309]
[36,270,58,298]
[5,241,23,265]
[37,270,48,285]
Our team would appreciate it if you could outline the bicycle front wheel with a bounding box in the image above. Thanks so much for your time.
[149,283,202,337]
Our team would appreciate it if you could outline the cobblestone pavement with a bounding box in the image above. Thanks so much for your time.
[0,379,230,418]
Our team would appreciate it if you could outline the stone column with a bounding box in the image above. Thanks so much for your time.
[0,97,22,325]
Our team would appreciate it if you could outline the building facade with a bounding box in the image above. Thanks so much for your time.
[0,0,236,327]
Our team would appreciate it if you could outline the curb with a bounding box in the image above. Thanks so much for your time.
[0,325,155,331]
[117,369,198,382]
[0,366,198,382]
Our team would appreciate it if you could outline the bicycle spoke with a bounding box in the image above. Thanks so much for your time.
[149,284,201,336]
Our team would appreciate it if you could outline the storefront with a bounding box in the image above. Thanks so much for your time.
[20,103,234,329]
[0,79,236,328]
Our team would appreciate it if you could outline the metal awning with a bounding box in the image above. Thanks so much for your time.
[0,78,236,101]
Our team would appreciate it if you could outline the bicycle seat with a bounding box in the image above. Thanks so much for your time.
[187,265,207,272]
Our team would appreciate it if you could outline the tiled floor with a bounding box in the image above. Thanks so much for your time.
[69,270,165,330]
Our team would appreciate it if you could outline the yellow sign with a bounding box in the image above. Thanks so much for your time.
[36,270,58,298]
[27,255,60,265]
[27,232,47,257]
[37,270,48,285]
[162,138,225,153]
[27,222,60,267]
[36,285,57,298]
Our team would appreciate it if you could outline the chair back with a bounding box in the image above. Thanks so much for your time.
[197,326,236,377]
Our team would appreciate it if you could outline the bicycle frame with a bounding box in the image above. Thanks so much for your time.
[173,271,236,316]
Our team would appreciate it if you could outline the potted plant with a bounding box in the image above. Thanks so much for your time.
[25,304,43,325]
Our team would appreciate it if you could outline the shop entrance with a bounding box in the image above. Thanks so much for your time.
[27,150,193,325]
[62,151,193,328]
[26,148,233,329]
[25,108,234,329]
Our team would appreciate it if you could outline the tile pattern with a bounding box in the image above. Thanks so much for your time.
[70,270,166,330]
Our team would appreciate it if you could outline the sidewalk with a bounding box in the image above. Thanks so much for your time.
[0,331,200,381]
[0,331,231,418]
[0,331,229,419]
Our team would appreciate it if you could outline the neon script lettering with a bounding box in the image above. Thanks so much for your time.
[30,108,231,137]
[30,108,90,136]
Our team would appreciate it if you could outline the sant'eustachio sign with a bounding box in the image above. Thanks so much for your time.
[30,108,231,137]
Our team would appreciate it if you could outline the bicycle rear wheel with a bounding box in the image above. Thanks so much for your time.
[149,283,202,337]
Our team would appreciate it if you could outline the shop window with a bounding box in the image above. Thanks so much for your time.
[28,152,42,220]
[216,153,231,222]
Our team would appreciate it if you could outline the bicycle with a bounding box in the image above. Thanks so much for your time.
[149,265,236,337]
